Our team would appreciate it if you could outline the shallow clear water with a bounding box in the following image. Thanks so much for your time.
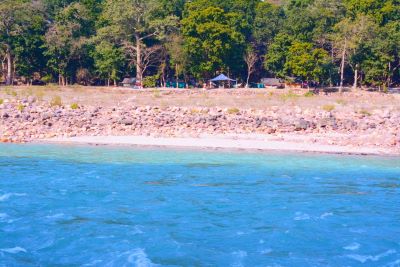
[0,144,399,267]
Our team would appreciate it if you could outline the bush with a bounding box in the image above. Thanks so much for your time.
[304,91,315,97]
[227,107,240,114]
[0,99,3,105]
[322,104,335,112]
[17,104,24,112]
[143,75,159,88]
[359,109,371,116]
[50,95,62,107]
[41,74,53,84]
[70,103,79,110]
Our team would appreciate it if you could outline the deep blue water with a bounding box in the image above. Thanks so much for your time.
[0,144,399,267]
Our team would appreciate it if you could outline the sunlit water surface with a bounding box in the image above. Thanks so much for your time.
[0,144,399,266]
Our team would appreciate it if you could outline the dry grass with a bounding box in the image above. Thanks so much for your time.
[0,86,399,111]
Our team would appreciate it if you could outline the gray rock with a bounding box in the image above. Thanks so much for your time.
[295,119,309,131]
[120,118,134,126]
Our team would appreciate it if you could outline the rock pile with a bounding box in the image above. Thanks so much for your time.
[0,98,399,150]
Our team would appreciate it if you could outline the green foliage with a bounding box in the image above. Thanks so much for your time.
[285,41,330,83]
[1,0,400,88]
[143,75,159,88]
[182,5,246,77]
[17,104,24,112]
[91,41,123,81]
[304,91,315,97]
[264,33,293,78]
[70,103,79,109]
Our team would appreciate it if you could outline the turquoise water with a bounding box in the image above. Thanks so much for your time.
[0,144,399,266]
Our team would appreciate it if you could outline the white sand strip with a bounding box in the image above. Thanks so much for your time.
[42,135,394,155]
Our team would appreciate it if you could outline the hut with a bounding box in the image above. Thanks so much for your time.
[261,78,285,88]
[121,78,136,87]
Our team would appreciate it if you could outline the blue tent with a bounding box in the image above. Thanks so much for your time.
[210,74,236,82]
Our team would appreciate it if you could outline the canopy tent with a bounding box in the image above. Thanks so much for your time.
[210,74,236,82]
[210,74,237,88]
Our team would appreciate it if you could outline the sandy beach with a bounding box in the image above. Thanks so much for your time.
[43,134,397,156]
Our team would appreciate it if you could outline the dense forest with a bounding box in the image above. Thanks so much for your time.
[0,0,399,89]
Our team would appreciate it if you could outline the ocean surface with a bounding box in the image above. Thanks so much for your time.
[0,144,399,267]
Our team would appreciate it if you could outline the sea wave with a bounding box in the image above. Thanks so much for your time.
[343,242,360,251]
[127,248,158,267]
[294,212,310,221]
[347,249,396,263]
[0,193,27,202]
[0,247,27,254]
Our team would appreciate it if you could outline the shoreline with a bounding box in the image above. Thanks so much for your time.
[40,135,399,156]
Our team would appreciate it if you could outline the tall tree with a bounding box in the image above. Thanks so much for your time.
[182,5,246,78]
[331,15,377,91]
[45,2,92,85]
[285,41,330,85]
[0,0,33,85]
[98,0,177,84]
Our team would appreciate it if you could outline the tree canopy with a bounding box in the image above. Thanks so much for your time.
[0,0,399,89]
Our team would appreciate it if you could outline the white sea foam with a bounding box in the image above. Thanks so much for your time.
[0,193,27,201]
[347,249,396,263]
[294,212,310,221]
[132,226,144,235]
[46,213,65,219]
[343,242,361,251]
[127,248,158,267]
[0,247,27,254]
[320,212,333,219]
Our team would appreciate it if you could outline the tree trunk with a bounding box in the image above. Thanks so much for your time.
[5,45,13,86]
[246,68,250,88]
[353,64,358,90]
[107,78,110,87]
[135,34,142,86]
[339,39,347,93]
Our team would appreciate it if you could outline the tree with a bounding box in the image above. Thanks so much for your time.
[0,0,33,85]
[45,3,91,85]
[331,16,378,91]
[92,41,124,86]
[165,33,188,86]
[98,0,177,84]
[264,33,294,78]
[362,21,400,89]
[182,5,246,78]
[253,1,284,48]
[285,41,330,85]
[244,46,258,88]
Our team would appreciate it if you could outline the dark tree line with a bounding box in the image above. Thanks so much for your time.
[1,0,399,90]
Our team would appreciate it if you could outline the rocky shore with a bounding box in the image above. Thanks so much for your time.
[1,96,399,153]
